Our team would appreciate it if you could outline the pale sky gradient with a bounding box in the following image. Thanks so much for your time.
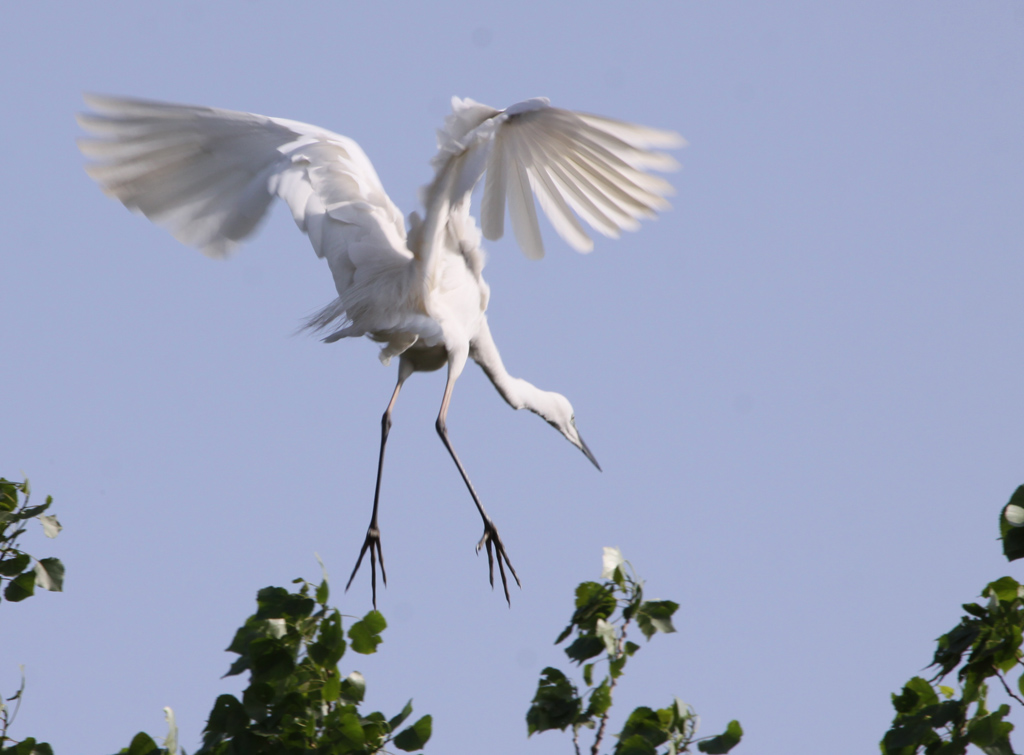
[3,3,1024,754]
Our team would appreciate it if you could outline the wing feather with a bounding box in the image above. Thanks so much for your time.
[513,137,593,253]
[506,144,545,260]
[480,129,507,241]
[77,94,410,275]
[458,100,683,258]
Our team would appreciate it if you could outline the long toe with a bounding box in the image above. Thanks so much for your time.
[477,521,521,605]
[346,527,386,610]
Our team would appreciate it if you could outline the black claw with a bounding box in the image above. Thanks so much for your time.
[346,526,386,610]
[476,519,521,605]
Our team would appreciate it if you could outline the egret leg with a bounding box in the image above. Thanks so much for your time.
[435,363,521,605]
[346,368,409,609]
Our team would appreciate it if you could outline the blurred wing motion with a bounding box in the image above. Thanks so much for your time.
[429,97,686,261]
[76,94,411,301]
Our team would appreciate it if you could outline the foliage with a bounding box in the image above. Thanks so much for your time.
[118,565,431,755]
[880,485,1024,755]
[527,547,742,755]
[0,478,63,605]
[0,478,62,755]
[1,479,738,755]
[113,709,179,755]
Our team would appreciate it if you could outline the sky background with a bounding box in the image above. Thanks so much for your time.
[3,2,1024,753]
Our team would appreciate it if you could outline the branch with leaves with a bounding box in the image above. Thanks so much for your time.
[118,564,431,755]
[0,477,63,755]
[527,547,743,755]
[0,479,63,604]
[880,485,1024,755]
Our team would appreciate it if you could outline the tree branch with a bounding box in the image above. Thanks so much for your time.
[591,620,629,755]
[995,670,1024,706]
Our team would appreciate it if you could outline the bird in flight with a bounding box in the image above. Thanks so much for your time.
[77,94,683,607]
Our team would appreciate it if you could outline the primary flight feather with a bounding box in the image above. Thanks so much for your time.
[77,93,684,606]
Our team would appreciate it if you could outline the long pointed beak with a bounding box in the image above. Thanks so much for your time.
[577,432,601,472]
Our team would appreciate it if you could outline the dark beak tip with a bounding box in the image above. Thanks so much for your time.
[578,436,601,472]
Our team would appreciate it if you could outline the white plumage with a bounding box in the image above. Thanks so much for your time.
[77,93,684,605]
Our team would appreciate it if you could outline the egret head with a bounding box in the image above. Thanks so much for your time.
[541,392,601,471]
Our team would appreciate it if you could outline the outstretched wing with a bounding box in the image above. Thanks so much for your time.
[428,97,685,261]
[77,94,412,299]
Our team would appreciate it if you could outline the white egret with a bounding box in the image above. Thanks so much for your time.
[77,94,684,606]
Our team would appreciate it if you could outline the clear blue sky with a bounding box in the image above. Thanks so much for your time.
[3,2,1024,753]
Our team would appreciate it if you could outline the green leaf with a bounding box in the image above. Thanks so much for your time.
[3,738,54,755]
[1001,486,1024,561]
[663,697,695,735]
[313,552,330,604]
[698,720,743,753]
[322,670,341,702]
[34,558,64,592]
[388,699,414,731]
[203,694,248,739]
[308,610,346,667]
[987,576,1020,603]
[17,501,52,521]
[932,623,981,676]
[616,706,668,752]
[240,681,274,719]
[37,514,61,539]
[892,677,939,714]
[636,600,679,639]
[963,602,988,618]
[615,733,658,755]
[583,663,594,687]
[349,610,387,654]
[394,714,432,751]
[125,731,159,755]
[968,704,1014,754]
[0,480,19,512]
[4,570,36,602]
[587,679,612,718]
[0,551,30,576]
[360,710,388,746]
[340,670,366,703]
[565,635,606,664]
[571,582,618,632]
[254,585,315,622]
[527,667,582,735]
[248,637,295,681]
[335,709,369,747]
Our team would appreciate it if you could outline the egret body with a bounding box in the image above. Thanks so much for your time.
[77,94,683,605]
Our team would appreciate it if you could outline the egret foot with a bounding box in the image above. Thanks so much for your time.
[476,517,521,605]
[346,525,387,610]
